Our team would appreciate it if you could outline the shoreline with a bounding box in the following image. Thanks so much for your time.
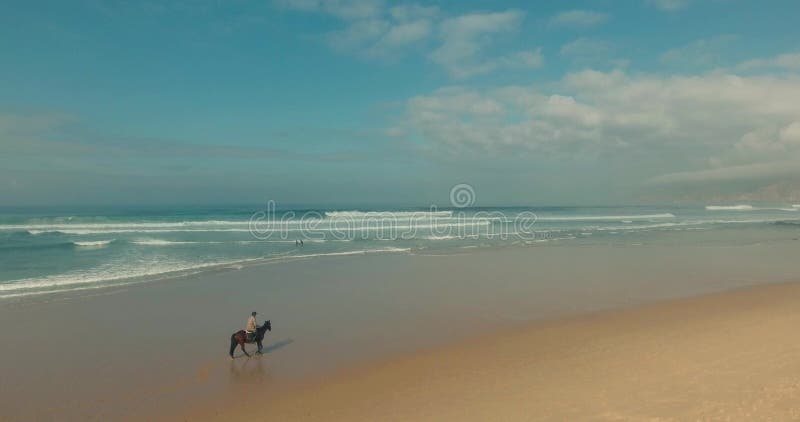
[4,221,798,302]
[200,279,800,421]
[0,247,411,302]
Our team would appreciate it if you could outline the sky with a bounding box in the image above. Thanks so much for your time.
[2,0,800,207]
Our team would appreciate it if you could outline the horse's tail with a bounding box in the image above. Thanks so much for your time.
[229,333,237,357]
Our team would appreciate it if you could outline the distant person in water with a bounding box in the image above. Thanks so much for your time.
[245,311,258,341]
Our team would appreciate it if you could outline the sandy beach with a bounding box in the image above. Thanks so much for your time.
[2,240,800,420]
[210,280,800,421]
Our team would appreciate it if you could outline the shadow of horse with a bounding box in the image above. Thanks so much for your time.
[262,338,294,353]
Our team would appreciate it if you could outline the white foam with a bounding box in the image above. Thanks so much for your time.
[0,259,249,294]
[423,235,459,240]
[536,213,675,222]
[29,228,255,235]
[705,205,754,211]
[594,222,684,231]
[0,247,414,299]
[292,247,411,259]
[15,220,491,235]
[131,239,301,246]
[7,220,348,233]
[706,205,798,212]
[8,220,248,231]
[132,239,200,246]
[750,207,798,212]
[596,217,800,232]
[73,240,113,247]
[325,211,453,218]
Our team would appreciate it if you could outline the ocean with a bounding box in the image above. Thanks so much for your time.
[2,204,799,300]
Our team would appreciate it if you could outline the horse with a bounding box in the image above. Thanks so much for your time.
[229,320,271,358]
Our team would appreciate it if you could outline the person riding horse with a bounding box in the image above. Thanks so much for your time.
[230,318,272,358]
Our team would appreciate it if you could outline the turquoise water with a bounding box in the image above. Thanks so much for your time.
[1,204,799,299]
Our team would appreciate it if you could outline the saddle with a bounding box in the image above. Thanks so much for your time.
[245,331,256,343]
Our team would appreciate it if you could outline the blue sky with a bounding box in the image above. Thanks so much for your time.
[3,0,800,207]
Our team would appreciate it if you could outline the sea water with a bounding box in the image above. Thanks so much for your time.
[1,204,799,300]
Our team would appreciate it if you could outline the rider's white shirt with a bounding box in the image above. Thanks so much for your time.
[246,316,257,332]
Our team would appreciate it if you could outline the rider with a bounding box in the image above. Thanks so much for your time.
[245,311,258,341]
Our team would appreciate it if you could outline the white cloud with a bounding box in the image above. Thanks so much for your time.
[430,10,541,78]
[276,0,436,58]
[398,67,800,189]
[738,52,800,71]
[381,19,432,46]
[549,10,609,28]
[431,10,523,67]
[389,4,438,21]
[647,0,690,11]
[276,2,539,77]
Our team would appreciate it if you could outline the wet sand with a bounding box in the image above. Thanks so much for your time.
[2,240,800,420]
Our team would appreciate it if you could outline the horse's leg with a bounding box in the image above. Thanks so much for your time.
[240,341,250,357]
[256,339,263,354]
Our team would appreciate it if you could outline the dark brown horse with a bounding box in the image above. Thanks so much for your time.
[229,320,271,358]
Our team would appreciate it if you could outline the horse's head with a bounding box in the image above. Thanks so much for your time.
[263,320,272,332]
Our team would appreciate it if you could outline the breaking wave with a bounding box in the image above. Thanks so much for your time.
[324,210,453,219]
[13,219,490,235]
[706,205,798,212]
[8,205,800,301]
[0,247,413,299]
[132,239,202,246]
[706,205,754,211]
[535,213,675,222]
[73,240,114,247]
